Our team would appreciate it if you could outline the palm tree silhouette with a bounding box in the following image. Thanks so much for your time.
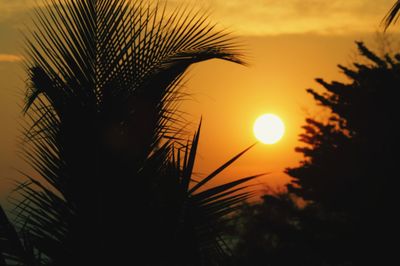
[0,1,258,265]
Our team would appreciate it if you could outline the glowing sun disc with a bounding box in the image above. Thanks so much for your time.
[253,114,285,144]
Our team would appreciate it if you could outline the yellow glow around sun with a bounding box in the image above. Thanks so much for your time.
[253,114,285,144]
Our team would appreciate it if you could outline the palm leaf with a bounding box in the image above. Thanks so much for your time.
[164,123,261,265]
[383,0,400,30]
[189,143,257,194]
[0,205,38,266]
[12,0,245,265]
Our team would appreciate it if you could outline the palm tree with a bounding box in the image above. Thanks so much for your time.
[383,0,400,29]
[0,0,258,265]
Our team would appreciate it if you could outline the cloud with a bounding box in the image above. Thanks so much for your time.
[0,0,395,36]
[163,0,396,35]
[0,54,23,62]
[0,1,42,22]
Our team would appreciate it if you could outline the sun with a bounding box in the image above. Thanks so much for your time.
[253,114,285,144]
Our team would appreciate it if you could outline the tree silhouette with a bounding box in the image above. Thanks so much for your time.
[285,42,400,264]
[0,1,257,265]
[286,42,399,211]
[227,42,400,266]
[227,193,322,266]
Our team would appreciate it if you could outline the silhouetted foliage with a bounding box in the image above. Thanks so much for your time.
[0,1,257,265]
[287,42,399,213]
[285,42,399,265]
[229,42,400,266]
[227,193,316,266]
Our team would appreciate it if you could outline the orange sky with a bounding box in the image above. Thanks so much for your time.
[180,33,388,194]
[0,0,399,201]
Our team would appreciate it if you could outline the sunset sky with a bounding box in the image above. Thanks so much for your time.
[0,0,398,201]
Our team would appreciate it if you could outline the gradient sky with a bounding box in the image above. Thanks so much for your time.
[0,0,398,201]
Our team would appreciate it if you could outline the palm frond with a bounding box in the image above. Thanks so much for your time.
[0,205,39,266]
[162,123,261,264]
[383,0,400,30]
[12,0,246,265]
[189,143,257,194]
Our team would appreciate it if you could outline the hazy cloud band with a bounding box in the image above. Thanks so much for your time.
[0,54,23,62]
